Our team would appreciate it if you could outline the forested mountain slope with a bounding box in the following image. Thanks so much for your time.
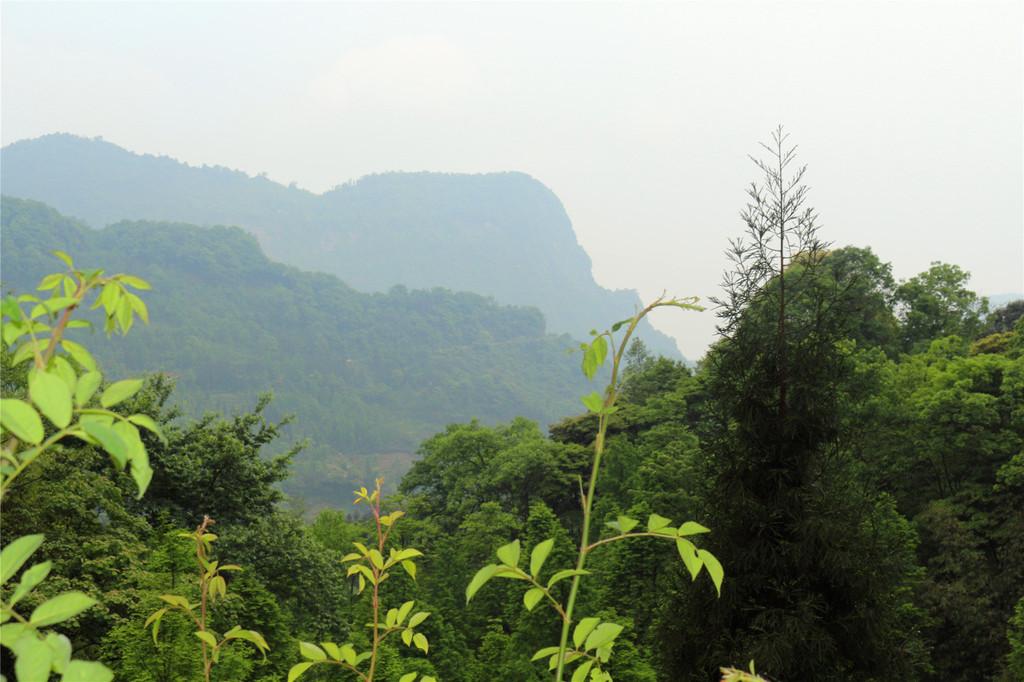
[0,133,682,359]
[0,196,595,509]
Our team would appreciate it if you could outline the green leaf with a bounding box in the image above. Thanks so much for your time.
[14,635,52,682]
[127,413,167,443]
[396,600,414,625]
[299,641,327,661]
[399,674,418,682]
[572,659,595,682]
[581,391,603,413]
[53,251,73,268]
[391,548,423,562]
[408,611,429,629]
[532,646,561,661]
[617,516,639,534]
[0,623,29,648]
[60,660,114,682]
[466,564,497,602]
[118,275,151,290]
[2,295,24,320]
[677,521,711,536]
[582,350,598,380]
[610,317,634,333]
[60,340,96,372]
[80,422,127,469]
[401,559,417,580]
[676,538,702,580]
[402,628,413,646]
[1,534,45,585]
[157,594,190,609]
[0,400,45,445]
[37,273,63,291]
[698,549,724,596]
[573,617,600,649]
[45,632,72,673]
[591,336,608,366]
[288,662,313,682]
[30,591,97,627]
[547,568,588,588]
[523,587,545,611]
[321,641,341,660]
[194,630,217,649]
[340,643,357,665]
[413,632,428,653]
[50,356,78,394]
[33,297,78,317]
[115,295,133,333]
[585,622,624,651]
[73,371,103,408]
[28,369,73,429]
[127,292,149,324]
[100,379,143,408]
[647,513,673,533]
[530,538,554,577]
[239,630,270,654]
[127,440,153,498]
[11,561,52,605]
[495,539,520,568]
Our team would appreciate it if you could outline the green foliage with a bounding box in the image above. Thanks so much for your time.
[1007,595,1024,680]
[1,253,159,681]
[467,296,720,681]
[1,195,604,511]
[290,480,434,682]
[896,261,989,352]
[669,131,929,680]
[2,135,683,357]
[145,517,270,682]
[399,417,590,534]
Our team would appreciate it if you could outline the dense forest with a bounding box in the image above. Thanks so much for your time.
[1,196,599,511]
[0,134,680,359]
[2,135,1023,681]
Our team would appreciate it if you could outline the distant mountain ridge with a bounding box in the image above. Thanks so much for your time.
[0,196,597,510]
[0,133,683,359]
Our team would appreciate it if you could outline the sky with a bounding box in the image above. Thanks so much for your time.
[2,1,1021,359]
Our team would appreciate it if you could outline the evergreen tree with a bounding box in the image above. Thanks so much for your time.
[658,128,927,680]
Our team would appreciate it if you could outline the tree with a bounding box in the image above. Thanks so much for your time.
[983,299,1024,336]
[398,418,589,533]
[819,245,899,352]
[896,262,989,352]
[660,128,927,680]
[123,385,301,529]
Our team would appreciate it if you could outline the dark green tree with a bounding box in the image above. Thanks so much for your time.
[819,245,899,352]
[896,262,989,352]
[659,128,927,680]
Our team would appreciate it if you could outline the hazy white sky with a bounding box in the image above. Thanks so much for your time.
[3,1,1021,359]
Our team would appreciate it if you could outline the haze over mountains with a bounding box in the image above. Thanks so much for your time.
[1,133,693,509]
[1,195,608,509]
[1,133,682,359]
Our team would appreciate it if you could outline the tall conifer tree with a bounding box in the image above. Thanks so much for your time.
[657,128,926,680]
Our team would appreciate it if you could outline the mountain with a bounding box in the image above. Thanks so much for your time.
[0,133,682,359]
[989,293,1024,309]
[1,196,599,511]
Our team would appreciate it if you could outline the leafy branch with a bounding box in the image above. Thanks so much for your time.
[468,294,724,681]
[290,479,435,682]
[145,516,270,682]
[1,252,159,682]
